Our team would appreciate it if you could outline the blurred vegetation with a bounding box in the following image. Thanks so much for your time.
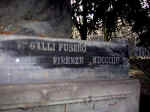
[71,0,150,85]
[71,0,150,45]
[130,59,150,83]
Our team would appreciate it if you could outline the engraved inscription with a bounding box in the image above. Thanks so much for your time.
[1,39,125,67]
[52,56,121,65]
[92,56,121,65]
[29,42,56,52]
[17,41,28,50]
[17,41,87,53]
[0,37,129,84]
[58,43,86,53]
[53,56,84,65]
[134,47,150,59]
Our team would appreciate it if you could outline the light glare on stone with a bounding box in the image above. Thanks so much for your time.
[16,58,20,63]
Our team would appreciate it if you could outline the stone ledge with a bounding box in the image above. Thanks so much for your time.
[0,79,140,111]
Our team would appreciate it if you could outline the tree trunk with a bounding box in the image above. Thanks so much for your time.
[80,0,87,40]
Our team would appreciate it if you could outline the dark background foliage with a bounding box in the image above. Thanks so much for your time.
[71,0,150,46]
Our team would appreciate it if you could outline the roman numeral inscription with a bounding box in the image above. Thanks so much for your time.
[13,39,122,66]
[0,36,129,84]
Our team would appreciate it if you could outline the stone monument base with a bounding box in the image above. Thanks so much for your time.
[0,79,140,112]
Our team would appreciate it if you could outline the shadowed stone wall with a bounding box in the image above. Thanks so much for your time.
[0,0,72,38]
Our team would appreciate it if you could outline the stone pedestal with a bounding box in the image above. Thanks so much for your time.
[0,1,141,112]
[0,35,140,112]
[0,79,140,112]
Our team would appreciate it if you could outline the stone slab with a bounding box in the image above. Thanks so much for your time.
[0,35,129,84]
[0,79,140,112]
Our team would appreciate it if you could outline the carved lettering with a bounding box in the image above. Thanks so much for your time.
[135,47,150,57]
[58,43,86,53]
[92,56,120,64]
[29,42,36,50]
[53,56,84,65]
[29,42,56,51]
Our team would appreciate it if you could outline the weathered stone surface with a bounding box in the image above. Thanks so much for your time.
[1,105,65,112]
[0,0,72,38]
[0,35,129,84]
[0,80,140,112]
